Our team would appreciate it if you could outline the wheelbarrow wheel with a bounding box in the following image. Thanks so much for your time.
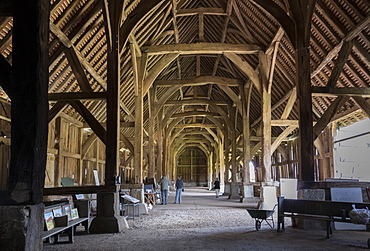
[255,220,261,231]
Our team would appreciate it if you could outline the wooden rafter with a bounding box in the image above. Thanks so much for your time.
[313,96,350,140]
[69,100,106,144]
[142,43,261,55]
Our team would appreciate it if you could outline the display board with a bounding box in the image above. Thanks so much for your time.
[280,178,297,199]
[330,187,366,230]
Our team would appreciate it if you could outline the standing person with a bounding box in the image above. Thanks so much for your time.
[214,178,220,198]
[174,176,183,204]
[158,174,170,205]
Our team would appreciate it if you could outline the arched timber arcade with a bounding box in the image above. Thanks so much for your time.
[0,0,369,249]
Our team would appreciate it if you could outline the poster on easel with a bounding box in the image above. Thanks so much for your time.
[330,187,366,230]
[93,169,100,186]
[280,178,298,199]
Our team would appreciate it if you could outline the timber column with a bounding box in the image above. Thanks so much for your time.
[0,0,49,250]
[258,51,278,209]
[229,106,241,199]
[291,0,315,182]
[89,0,127,233]
[241,82,254,202]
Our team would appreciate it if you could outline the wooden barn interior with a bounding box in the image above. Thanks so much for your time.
[0,0,369,249]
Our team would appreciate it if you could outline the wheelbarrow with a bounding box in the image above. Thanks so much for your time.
[246,204,277,231]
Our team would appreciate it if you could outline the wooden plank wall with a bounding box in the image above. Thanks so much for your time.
[45,114,106,187]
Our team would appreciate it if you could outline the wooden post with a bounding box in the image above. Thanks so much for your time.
[104,0,121,188]
[290,0,315,181]
[54,117,65,187]
[134,50,147,184]
[7,0,49,204]
[241,83,251,183]
[218,130,225,193]
[0,0,49,249]
[259,52,272,183]
[156,108,164,181]
[89,0,127,234]
[224,122,230,181]
[230,106,237,183]
[162,128,168,177]
[148,87,156,179]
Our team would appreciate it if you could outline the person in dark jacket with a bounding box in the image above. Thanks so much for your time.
[214,178,220,198]
[174,176,183,204]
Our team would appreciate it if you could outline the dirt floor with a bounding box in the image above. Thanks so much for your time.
[43,187,370,251]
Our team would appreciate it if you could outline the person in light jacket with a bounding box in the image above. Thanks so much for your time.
[158,174,171,205]
[174,176,183,204]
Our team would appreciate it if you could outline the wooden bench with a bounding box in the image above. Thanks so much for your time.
[43,217,88,244]
[277,196,370,247]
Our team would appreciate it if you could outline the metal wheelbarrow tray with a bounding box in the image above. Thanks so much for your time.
[246,204,277,231]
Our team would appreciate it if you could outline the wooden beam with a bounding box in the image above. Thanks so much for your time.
[266,27,285,55]
[120,133,134,155]
[64,47,93,92]
[143,53,179,95]
[174,124,217,129]
[250,0,296,47]
[311,16,370,78]
[326,41,353,88]
[43,185,115,195]
[217,84,242,112]
[119,0,163,51]
[224,52,261,93]
[49,22,72,48]
[312,87,370,97]
[313,96,350,140]
[154,76,241,87]
[271,125,297,153]
[48,92,107,101]
[0,114,10,122]
[165,99,230,105]
[251,87,297,128]
[48,101,67,123]
[154,85,182,117]
[82,133,98,159]
[271,119,299,126]
[102,0,113,52]
[120,122,135,127]
[281,87,297,119]
[171,111,220,118]
[69,100,106,144]
[142,43,261,55]
[176,7,227,16]
[352,96,370,117]
[199,13,204,42]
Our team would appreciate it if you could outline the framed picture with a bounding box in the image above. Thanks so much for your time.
[62,204,72,221]
[75,194,84,200]
[71,208,79,220]
[52,207,63,218]
[44,211,55,231]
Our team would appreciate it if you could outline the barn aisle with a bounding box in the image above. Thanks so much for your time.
[44,188,369,251]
